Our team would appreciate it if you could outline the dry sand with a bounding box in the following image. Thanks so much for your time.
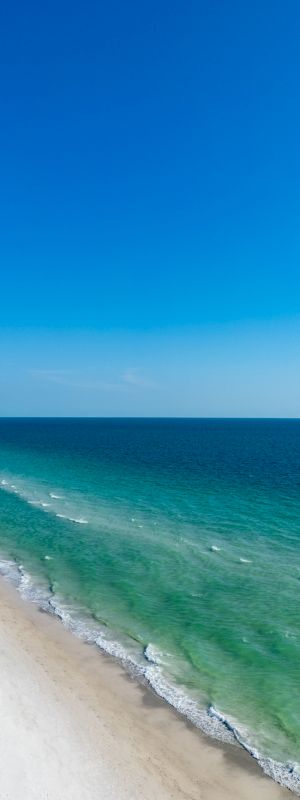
[0,579,291,800]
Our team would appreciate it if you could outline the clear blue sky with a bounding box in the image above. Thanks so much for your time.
[1,1,300,416]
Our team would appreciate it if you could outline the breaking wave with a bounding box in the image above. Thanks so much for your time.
[0,477,89,526]
[0,555,298,795]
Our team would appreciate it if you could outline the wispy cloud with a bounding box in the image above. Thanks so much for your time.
[122,367,156,389]
[29,367,156,392]
[29,370,73,386]
[29,369,127,391]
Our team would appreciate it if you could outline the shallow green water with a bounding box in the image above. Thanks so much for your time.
[0,419,299,790]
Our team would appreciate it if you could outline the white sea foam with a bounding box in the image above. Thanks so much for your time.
[44,555,53,560]
[55,513,88,524]
[28,499,50,508]
[0,558,21,588]
[17,565,51,610]
[95,632,138,664]
[210,545,221,552]
[144,643,163,665]
[143,667,234,742]
[0,552,299,795]
[48,596,73,626]
[208,706,300,794]
[239,558,252,564]
[0,477,89,526]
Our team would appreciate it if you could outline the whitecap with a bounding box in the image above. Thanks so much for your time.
[56,514,88,524]
[50,493,63,499]
[239,558,252,564]
[0,553,299,796]
[211,545,221,552]
[144,643,163,665]
[27,499,49,508]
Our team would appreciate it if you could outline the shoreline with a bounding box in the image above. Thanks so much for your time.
[0,576,292,800]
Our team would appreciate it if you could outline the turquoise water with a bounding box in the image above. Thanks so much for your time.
[0,419,299,792]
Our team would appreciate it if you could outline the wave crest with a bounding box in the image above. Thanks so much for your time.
[0,554,299,795]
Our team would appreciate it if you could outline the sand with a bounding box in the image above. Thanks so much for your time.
[0,578,291,800]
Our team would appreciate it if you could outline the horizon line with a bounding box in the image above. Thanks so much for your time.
[0,416,299,421]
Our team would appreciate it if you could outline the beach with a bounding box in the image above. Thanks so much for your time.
[0,577,291,800]
[0,419,300,795]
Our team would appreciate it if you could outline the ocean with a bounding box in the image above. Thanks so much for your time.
[0,418,299,792]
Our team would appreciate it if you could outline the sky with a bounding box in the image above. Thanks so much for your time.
[0,0,300,416]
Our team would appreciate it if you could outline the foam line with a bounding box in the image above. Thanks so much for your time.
[0,554,298,794]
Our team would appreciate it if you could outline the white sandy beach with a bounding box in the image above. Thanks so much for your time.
[0,579,291,800]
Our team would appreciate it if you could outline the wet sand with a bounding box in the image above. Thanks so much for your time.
[0,578,291,800]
